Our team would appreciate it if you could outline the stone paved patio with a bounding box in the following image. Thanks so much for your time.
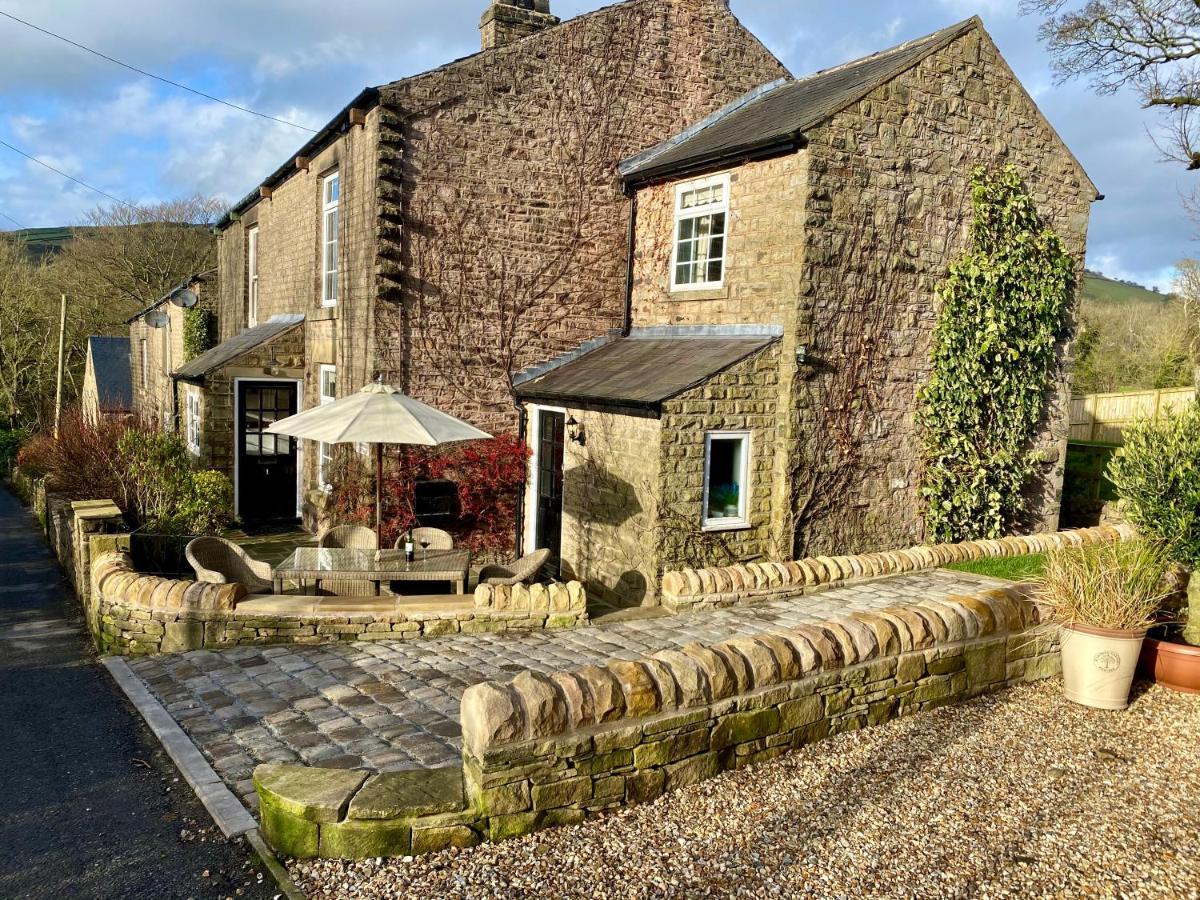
[128,569,1007,808]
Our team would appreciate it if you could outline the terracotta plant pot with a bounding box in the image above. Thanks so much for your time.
[1060,623,1146,710]
[1139,633,1200,695]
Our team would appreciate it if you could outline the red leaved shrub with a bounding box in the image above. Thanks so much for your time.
[327,434,530,553]
[16,409,131,502]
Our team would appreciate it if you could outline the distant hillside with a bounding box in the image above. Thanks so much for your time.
[1080,270,1171,305]
[3,226,96,263]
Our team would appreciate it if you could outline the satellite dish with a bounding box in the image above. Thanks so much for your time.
[144,309,169,329]
[171,288,199,308]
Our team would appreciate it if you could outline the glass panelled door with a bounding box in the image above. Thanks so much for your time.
[535,410,565,574]
[237,381,298,522]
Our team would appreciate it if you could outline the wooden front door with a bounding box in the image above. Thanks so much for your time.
[237,381,298,523]
[535,410,565,572]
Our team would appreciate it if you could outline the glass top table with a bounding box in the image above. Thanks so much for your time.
[272,547,471,596]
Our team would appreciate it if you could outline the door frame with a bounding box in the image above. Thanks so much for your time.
[523,403,566,555]
[232,376,304,520]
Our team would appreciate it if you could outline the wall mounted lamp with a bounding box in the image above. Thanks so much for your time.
[565,415,586,446]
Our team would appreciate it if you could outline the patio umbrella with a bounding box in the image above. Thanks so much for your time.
[266,381,491,530]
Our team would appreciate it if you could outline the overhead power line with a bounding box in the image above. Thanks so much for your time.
[0,137,133,208]
[0,209,26,229]
[0,10,317,133]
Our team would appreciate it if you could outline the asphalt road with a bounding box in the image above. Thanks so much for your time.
[0,487,279,900]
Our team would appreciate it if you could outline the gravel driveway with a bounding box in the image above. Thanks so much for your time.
[290,680,1200,899]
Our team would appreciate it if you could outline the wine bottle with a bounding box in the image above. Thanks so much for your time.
[404,527,414,563]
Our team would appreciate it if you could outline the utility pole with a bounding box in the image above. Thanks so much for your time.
[53,292,67,438]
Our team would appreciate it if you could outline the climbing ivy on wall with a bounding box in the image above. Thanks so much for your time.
[182,307,216,363]
[918,164,1075,543]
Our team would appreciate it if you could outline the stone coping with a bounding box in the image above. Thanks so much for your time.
[254,580,1060,859]
[659,524,1134,610]
[89,550,588,655]
[460,582,1044,758]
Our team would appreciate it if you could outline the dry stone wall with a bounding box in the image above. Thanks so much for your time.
[660,524,1133,613]
[255,579,1062,859]
[88,548,586,656]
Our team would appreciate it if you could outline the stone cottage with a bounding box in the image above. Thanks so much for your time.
[81,336,132,425]
[513,17,1097,605]
[138,0,789,527]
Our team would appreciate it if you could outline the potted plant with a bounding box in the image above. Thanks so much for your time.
[1037,539,1172,710]
[1108,402,1200,693]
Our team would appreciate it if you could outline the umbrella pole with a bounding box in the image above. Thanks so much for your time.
[375,443,383,534]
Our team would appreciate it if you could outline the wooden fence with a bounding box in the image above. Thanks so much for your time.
[1069,386,1196,446]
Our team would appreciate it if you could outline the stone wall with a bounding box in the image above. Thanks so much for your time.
[255,580,1061,859]
[88,548,587,656]
[660,524,1132,613]
[375,0,790,434]
[791,26,1094,554]
[657,344,781,573]
[556,409,662,607]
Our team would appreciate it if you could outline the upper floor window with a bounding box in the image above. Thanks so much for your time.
[321,172,340,306]
[247,226,259,327]
[702,430,750,530]
[140,339,148,390]
[318,364,336,486]
[185,391,201,456]
[671,173,729,290]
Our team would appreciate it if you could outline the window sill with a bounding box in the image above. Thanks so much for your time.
[701,520,752,533]
[667,285,729,302]
[311,306,338,322]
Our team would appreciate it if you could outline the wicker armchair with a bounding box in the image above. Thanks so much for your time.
[185,536,273,594]
[317,524,379,596]
[394,527,454,552]
[478,548,552,587]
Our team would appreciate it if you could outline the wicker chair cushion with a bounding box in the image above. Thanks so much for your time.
[479,547,552,586]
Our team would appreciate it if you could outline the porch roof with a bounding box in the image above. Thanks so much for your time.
[174,314,304,384]
[513,325,781,411]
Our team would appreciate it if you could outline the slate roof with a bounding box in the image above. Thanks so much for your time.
[174,314,304,383]
[620,16,980,185]
[86,336,132,413]
[513,325,782,410]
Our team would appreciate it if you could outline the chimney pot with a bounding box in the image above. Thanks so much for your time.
[480,0,559,51]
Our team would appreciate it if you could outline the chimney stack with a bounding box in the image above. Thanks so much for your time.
[480,0,559,51]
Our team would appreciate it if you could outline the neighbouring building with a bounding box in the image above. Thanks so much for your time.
[81,336,133,425]
[514,17,1097,605]
[136,0,789,527]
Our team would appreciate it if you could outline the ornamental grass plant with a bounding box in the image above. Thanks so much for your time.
[1036,539,1174,633]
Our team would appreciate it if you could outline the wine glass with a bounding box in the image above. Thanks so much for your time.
[419,537,431,560]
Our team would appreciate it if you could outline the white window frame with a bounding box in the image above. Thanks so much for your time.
[320,172,339,307]
[318,364,336,487]
[247,226,259,327]
[140,339,148,390]
[670,172,730,292]
[185,390,201,457]
[701,430,751,531]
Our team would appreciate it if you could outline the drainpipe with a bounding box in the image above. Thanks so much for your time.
[513,399,527,557]
[621,190,638,336]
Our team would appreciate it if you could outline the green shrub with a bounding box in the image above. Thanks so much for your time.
[117,429,234,534]
[0,426,27,471]
[918,164,1075,543]
[1108,402,1200,568]
[1107,402,1200,643]
[182,307,216,362]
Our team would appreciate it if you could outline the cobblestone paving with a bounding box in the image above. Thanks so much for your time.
[129,569,1006,807]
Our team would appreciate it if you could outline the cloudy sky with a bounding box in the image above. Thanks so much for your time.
[0,0,1191,289]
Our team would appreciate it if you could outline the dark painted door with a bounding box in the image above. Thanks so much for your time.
[237,381,298,523]
[535,410,565,573]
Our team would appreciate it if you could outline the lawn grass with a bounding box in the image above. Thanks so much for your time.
[945,552,1046,582]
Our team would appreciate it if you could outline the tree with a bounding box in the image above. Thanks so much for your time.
[1023,0,1200,168]
[0,236,57,425]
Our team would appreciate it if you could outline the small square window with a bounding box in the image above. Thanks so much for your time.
[703,431,750,530]
[671,174,729,291]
